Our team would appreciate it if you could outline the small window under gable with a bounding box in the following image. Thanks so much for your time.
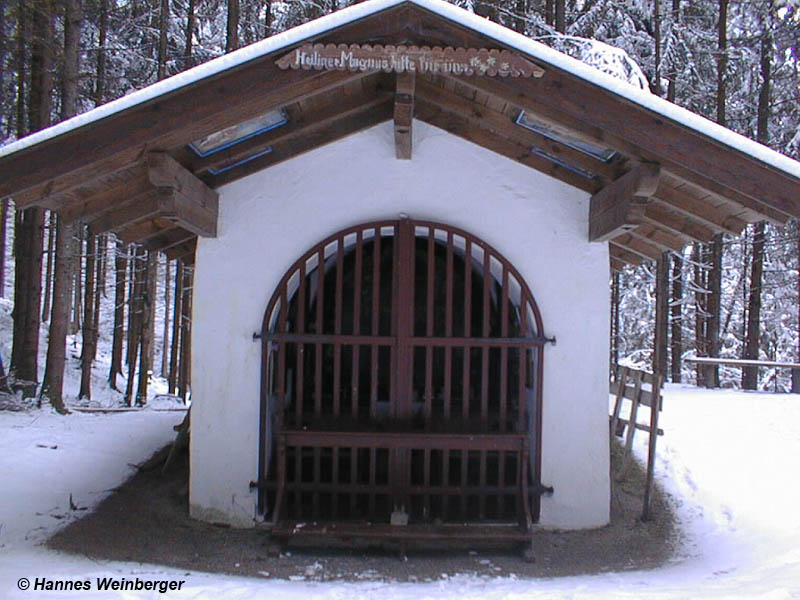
[189,108,289,157]
[515,111,617,163]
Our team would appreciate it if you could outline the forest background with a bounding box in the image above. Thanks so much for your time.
[0,0,799,413]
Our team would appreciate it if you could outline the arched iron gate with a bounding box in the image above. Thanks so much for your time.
[255,218,552,539]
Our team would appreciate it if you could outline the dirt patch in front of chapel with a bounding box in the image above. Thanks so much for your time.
[47,441,680,581]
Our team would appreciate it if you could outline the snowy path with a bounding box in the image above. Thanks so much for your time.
[1,386,799,599]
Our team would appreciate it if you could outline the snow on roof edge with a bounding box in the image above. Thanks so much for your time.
[2,0,799,182]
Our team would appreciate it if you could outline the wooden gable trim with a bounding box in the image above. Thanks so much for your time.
[589,163,661,242]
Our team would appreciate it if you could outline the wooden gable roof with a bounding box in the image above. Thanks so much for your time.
[1,0,799,268]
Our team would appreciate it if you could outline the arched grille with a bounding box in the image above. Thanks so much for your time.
[258,219,549,527]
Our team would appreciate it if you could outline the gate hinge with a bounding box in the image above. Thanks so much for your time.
[532,483,554,496]
[249,479,268,491]
[545,335,556,345]
[253,332,262,341]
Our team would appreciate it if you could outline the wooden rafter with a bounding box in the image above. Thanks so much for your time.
[610,236,662,262]
[652,183,748,235]
[394,72,415,159]
[141,227,196,252]
[589,163,661,242]
[624,223,688,254]
[609,244,644,267]
[641,202,715,242]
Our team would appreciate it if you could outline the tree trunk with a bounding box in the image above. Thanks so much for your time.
[78,230,96,399]
[666,0,680,102]
[70,231,81,335]
[11,207,45,383]
[136,251,157,405]
[168,259,183,393]
[705,234,723,388]
[108,240,126,389]
[184,0,195,67]
[554,0,565,33]
[742,223,766,390]
[716,0,728,125]
[653,252,669,376]
[157,0,168,80]
[0,199,7,297]
[794,222,800,393]
[124,247,145,405]
[15,0,26,138]
[41,211,55,321]
[161,256,171,378]
[91,233,105,360]
[226,0,240,53]
[264,0,271,37]
[653,0,662,95]
[693,243,707,386]
[610,270,620,368]
[178,264,193,400]
[95,0,107,104]
[40,217,74,413]
[670,252,683,382]
[11,0,53,384]
[742,27,772,390]
[61,0,80,113]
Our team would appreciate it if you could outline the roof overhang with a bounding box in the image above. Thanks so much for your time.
[1,0,798,269]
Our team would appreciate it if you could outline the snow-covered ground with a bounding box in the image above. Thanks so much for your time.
[1,384,799,599]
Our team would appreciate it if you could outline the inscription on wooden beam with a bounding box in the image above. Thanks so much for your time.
[394,72,415,160]
[589,163,661,242]
[277,44,545,78]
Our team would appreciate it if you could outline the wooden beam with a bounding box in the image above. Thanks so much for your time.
[165,238,197,262]
[625,223,687,253]
[147,152,218,236]
[57,164,151,224]
[610,256,628,272]
[394,72,415,160]
[641,202,715,242]
[415,100,600,193]
[652,183,748,235]
[609,244,644,267]
[116,220,168,245]
[141,227,196,252]
[87,190,163,235]
[589,163,661,242]
[610,235,663,262]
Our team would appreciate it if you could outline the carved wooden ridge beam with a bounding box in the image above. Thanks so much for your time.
[589,163,661,242]
[395,72,415,160]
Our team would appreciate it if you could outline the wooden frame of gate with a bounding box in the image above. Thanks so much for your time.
[252,218,553,545]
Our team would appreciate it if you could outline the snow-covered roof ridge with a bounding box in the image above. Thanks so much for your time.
[1,0,799,182]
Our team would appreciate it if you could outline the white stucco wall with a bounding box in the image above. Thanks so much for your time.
[189,120,610,530]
